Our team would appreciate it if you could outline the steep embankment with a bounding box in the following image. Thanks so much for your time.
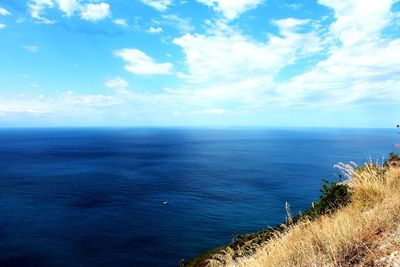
[186,154,400,267]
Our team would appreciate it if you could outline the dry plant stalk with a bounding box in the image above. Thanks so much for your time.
[207,161,400,267]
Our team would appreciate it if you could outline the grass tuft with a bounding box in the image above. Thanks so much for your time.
[186,154,400,266]
[230,159,400,267]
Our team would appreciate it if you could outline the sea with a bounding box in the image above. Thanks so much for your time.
[0,127,398,267]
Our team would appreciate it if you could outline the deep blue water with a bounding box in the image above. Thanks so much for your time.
[0,128,398,267]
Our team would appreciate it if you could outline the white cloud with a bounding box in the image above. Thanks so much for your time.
[196,0,264,20]
[16,17,26,23]
[5,0,400,126]
[23,45,40,53]
[114,48,174,75]
[28,0,56,24]
[272,18,310,31]
[147,26,163,33]
[80,3,110,22]
[0,96,52,114]
[148,19,325,115]
[318,0,393,45]
[61,91,120,108]
[168,0,400,112]
[0,88,182,127]
[191,108,225,115]
[273,0,400,107]
[28,0,111,23]
[284,3,302,10]
[113,18,128,26]
[56,0,80,17]
[173,20,322,84]
[141,0,173,11]
[159,14,193,33]
[275,44,400,107]
[105,77,129,90]
[29,83,39,88]
[0,23,5,29]
[0,90,123,118]
[0,6,11,16]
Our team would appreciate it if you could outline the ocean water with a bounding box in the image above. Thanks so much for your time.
[0,128,398,267]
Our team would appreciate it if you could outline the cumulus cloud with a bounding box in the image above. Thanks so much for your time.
[5,0,400,126]
[141,0,173,11]
[273,0,400,107]
[196,0,264,20]
[0,23,5,29]
[114,48,174,75]
[80,3,110,22]
[57,0,80,16]
[0,6,11,16]
[319,0,393,45]
[168,0,400,111]
[173,20,322,84]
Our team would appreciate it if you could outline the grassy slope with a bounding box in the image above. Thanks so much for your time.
[185,154,400,267]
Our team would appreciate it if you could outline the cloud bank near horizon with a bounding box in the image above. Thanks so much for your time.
[0,0,399,127]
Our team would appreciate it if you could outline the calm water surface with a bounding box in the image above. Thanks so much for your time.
[0,128,397,266]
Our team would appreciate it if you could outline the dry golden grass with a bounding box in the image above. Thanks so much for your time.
[207,162,400,267]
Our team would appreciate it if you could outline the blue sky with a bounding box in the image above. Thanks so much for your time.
[0,0,399,127]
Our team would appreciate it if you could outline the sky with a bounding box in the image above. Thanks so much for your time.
[0,0,399,127]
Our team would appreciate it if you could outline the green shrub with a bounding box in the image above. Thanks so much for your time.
[384,152,400,167]
[295,180,351,222]
[184,180,351,266]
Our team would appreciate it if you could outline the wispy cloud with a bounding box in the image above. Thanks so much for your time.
[23,45,40,53]
[158,14,194,33]
[0,6,11,16]
[113,18,128,27]
[29,0,56,24]
[319,0,393,46]
[147,26,163,33]
[105,77,129,90]
[28,0,111,23]
[114,48,174,75]
[274,0,400,107]
[173,20,322,84]
[29,83,39,88]
[2,0,400,126]
[191,108,225,115]
[196,0,264,20]
[284,3,302,10]
[16,17,26,24]
[141,0,173,11]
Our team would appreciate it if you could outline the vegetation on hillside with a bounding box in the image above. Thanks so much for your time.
[184,153,400,267]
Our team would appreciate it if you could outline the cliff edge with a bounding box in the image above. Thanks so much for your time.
[185,153,400,267]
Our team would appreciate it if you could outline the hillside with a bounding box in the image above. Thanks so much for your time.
[186,153,400,267]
